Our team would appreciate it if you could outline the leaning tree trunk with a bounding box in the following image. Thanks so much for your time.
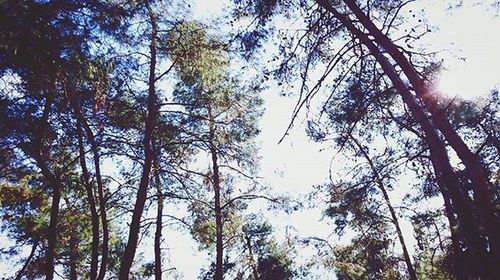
[72,91,107,280]
[350,136,417,280]
[315,1,491,278]
[432,161,468,280]
[343,0,499,264]
[119,4,158,279]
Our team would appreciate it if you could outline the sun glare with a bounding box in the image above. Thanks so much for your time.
[436,67,481,100]
[428,2,500,100]
[436,54,500,100]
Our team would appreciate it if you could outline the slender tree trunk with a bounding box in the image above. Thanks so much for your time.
[69,222,79,280]
[212,148,224,280]
[72,92,107,280]
[76,117,100,280]
[381,187,417,280]
[44,178,61,280]
[154,159,163,280]
[119,4,158,279]
[34,82,62,280]
[343,0,499,263]
[79,107,109,280]
[208,105,224,280]
[243,234,259,280]
[350,137,417,280]
[315,1,491,278]
[14,240,38,280]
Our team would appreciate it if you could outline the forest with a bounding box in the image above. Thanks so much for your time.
[0,0,499,279]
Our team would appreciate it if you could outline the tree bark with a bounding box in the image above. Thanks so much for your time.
[154,159,163,280]
[350,136,417,280]
[41,160,61,280]
[435,170,468,280]
[119,4,158,279]
[76,118,100,280]
[212,145,224,280]
[208,104,224,280]
[343,0,499,264]
[315,1,491,278]
[69,221,79,280]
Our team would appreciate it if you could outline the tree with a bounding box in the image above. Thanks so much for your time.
[118,2,161,278]
[232,0,499,278]
[0,1,126,278]
[2,1,497,279]
[0,177,48,279]
[243,218,297,280]
[166,21,264,279]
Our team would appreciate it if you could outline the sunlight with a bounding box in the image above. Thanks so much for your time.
[436,53,500,100]
[429,1,500,100]
[436,67,482,100]
[2,1,499,279]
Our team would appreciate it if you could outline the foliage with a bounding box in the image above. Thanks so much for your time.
[0,0,498,279]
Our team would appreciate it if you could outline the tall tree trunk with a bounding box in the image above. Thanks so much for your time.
[343,0,499,263]
[350,136,417,280]
[76,117,100,280]
[34,82,62,280]
[69,217,79,280]
[72,92,108,280]
[119,4,158,279]
[79,107,109,280]
[14,240,38,280]
[208,105,224,280]
[154,159,163,280]
[315,1,491,278]
[212,146,224,280]
[42,172,61,280]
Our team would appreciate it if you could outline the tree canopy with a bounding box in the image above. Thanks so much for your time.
[0,0,498,279]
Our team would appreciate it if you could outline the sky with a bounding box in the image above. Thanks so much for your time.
[166,0,500,278]
[2,0,500,279]
[417,1,500,99]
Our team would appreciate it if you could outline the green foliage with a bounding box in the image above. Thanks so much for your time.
[414,251,453,280]
[166,22,228,92]
[0,179,49,244]
[189,201,243,250]
[333,232,401,280]
[257,245,296,280]
[2,0,498,279]
[167,21,263,153]
[241,218,298,280]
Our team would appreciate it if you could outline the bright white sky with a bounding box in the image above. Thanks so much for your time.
[1,1,500,279]
[413,1,500,99]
